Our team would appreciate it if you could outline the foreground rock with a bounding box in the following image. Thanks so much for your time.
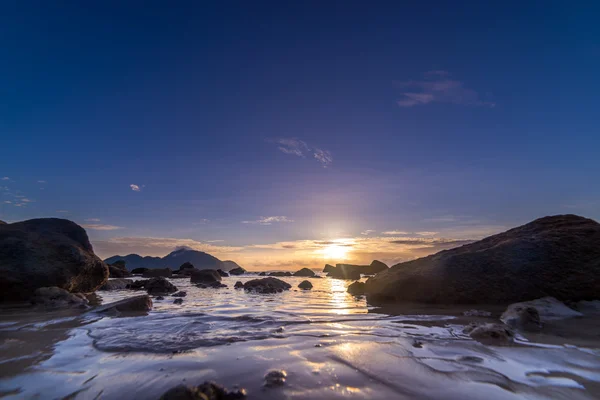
[100,278,133,291]
[347,281,366,296]
[31,287,89,309]
[298,280,313,290]
[501,297,583,330]
[293,268,316,277]
[464,323,515,346]
[190,269,222,284]
[142,268,172,278]
[94,295,152,313]
[108,260,132,278]
[0,218,109,301]
[365,215,600,304]
[160,382,246,400]
[229,266,246,275]
[244,277,291,294]
[145,277,178,295]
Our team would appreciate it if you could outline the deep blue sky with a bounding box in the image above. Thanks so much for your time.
[1,2,599,265]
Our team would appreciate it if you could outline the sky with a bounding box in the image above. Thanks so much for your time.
[1,2,599,270]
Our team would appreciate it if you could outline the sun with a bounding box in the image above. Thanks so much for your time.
[323,244,349,259]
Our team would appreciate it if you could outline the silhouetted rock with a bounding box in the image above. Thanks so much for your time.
[105,248,224,271]
[178,262,194,271]
[142,268,172,278]
[95,295,152,313]
[269,271,292,277]
[293,268,315,277]
[131,267,149,275]
[108,260,132,278]
[367,260,388,274]
[145,277,177,295]
[172,291,187,297]
[327,265,361,280]
[464,323,515,346]
[323,264,336,273]
[222,260,244,272]
[347,281,366,296]
[217,269,229,277]
[127,279,149,290]
[234,281,244,289]
[298,280,313,290]
[100,278,133,291]
[190,269,222,284]
[258,272,267,276]
[31,287,89,309]
[160,382,247,400]
[173,298,183,305]
[0,218,108,301]
[244,277,291,294]
[229,267,246,275]
[365,215,600,304]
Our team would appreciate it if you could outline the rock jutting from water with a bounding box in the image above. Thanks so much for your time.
[229,266,246,275]
[464,323,515,346]
[293,268,316,277]
[190,269,222,284]
[243,277,291,293]
[365,215,600,304]
[0,218,109,302]
[145,277,178,295]
[298,280,313,290]
[94,295,153,314]
[347,281,366,296]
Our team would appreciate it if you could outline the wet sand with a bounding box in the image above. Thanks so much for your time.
[1,276,599,399]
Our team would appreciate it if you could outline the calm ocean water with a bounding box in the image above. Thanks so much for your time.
[1,275,599,399]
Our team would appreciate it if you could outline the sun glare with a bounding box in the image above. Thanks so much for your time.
[323,244,349,259]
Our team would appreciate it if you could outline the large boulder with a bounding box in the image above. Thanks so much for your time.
[365,215,600,304]
[243,277,291,294]
[142,268,172,278]
[229,266,246,275]
[94,295,152,313]
[145,277,177,295]
[347,281,366,296]
[323,264,336,273]
[298,280,313,290]
[100,278,134,291]
[108,260,131,278]
[190,269,221,284]
[0,218,109,301]
[293,268,315,277]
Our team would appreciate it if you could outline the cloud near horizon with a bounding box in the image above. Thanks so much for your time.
[242,216,294,225]
[396,71,495,108]
[270,138,333,167]
[82,224,124,231]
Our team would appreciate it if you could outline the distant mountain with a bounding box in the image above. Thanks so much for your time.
[104,249,241,271]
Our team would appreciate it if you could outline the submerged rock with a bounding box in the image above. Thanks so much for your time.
[142,268,173,278]
[501,297,582,329]
[244,277,291,294]
[172,291,187,297]
[131,267,149,275]
[298,280,313,290]
[0,218,109,301]
[229,267,246,275]
[145,277,177,295]
[293,268,316,277]
[31,286,89,309]
[94,295,153,313]
[99,278,133,291]
[347,281,366,296]
[160,382,246,400]
[264,370,287,387]
[365,215,600,304]
[464,323,515,346]
[190,269,221,284]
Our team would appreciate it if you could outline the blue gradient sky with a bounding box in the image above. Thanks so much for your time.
[1,2,599,268]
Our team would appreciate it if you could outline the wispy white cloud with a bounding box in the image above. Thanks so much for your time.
[130,184,141,192]
[361,229,376,235]
[20,198,33,203]
[206,239,224,243]
[396,71,495,108]
[381,230,409,235]
[242,216,294,225]
[416,231,438,236]
[4,201,11,204]
[85,218,101,222]
[1,177,10,181]
[37,180,46,184]
[269,138,333,167]
[82,224,124,231]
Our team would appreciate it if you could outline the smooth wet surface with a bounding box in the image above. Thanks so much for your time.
[1,275,599,399]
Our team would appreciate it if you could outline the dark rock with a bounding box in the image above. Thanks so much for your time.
[108,260,131,278]
[229,266,246,275]
[323,264,336,273]
[159,382,247,400]
[365,215,600,304]
[172,291,187,297]
[269,271,292,277]
[126,279,149,290]
[264,370,287,387]
[327,266,361,280]
[145,277,177,295]
[244,277,291,294]
[234,281,244,289]
[258,272,266,276]
[85,292,102,306]
[293,268,316,277]
[31,287,88,309]
[131,267,149,275]
[0,218,109,301]
[347,281,366,296]
[465,323,515,346]
[142,268,172,278]
[100,278,133,291]
[367,260,388,274]
[0,220,6,225]
[155,296,164,300]
[94,295,152,313]
[196,282,226,289]
[173,298,183,305]
[178,262,195,271]
[216,269,229,277]
[105,249,224,271]
[298,280,313,290]
[190,269,221,284]
[501,304,541,331]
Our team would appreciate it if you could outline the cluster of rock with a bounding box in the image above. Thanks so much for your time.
[238,277,292,294]
[324,260,388,280]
